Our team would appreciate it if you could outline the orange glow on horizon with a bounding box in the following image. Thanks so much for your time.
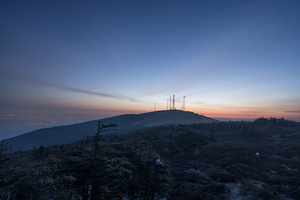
[190,107,299,121]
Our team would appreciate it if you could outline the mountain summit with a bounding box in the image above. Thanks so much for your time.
[6,110,217,151]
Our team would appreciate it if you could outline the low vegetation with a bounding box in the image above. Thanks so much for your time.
[1,117,300,199]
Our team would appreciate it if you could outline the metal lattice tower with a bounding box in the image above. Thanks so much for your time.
[182,96,186,111]
[167,98,169,110]
[172,94,176,110]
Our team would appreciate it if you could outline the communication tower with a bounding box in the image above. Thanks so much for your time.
[172,94,176,110]
[182,96,186,111]
[167,98,169,110]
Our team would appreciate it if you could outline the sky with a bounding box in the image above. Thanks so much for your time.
[1,0,300,140]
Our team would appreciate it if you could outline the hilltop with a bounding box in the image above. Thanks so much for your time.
[1,117,300,199]
[5,110,217,151]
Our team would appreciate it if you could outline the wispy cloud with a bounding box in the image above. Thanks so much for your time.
[0,70,139,102]
[285,110,300,113]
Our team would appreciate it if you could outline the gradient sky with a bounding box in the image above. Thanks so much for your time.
[1,0,300,139]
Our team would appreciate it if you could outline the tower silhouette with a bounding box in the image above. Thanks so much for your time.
[167,98,169,110]
[182,96,186,111]
[172,94,176,110]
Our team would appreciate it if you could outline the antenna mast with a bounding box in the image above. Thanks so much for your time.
[172,94,176,110]
[167,98,169,110]
[182,96,186,111]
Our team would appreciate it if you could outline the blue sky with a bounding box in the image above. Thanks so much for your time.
[1,0,300,139]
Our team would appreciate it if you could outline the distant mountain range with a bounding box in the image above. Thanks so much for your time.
[5,110,217,151]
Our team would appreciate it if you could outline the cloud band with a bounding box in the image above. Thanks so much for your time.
[0,70,139,102]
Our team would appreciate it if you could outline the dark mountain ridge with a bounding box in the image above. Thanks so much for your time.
[5,110,217,151]
[1,118,300,199]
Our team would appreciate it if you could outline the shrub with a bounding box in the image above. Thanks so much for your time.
[206,167,236,183]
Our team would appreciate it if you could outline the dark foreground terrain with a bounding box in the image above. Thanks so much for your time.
[1,117,300,199]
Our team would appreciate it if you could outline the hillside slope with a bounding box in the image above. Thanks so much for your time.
[5,110,217,151]
[2,119,299,199]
